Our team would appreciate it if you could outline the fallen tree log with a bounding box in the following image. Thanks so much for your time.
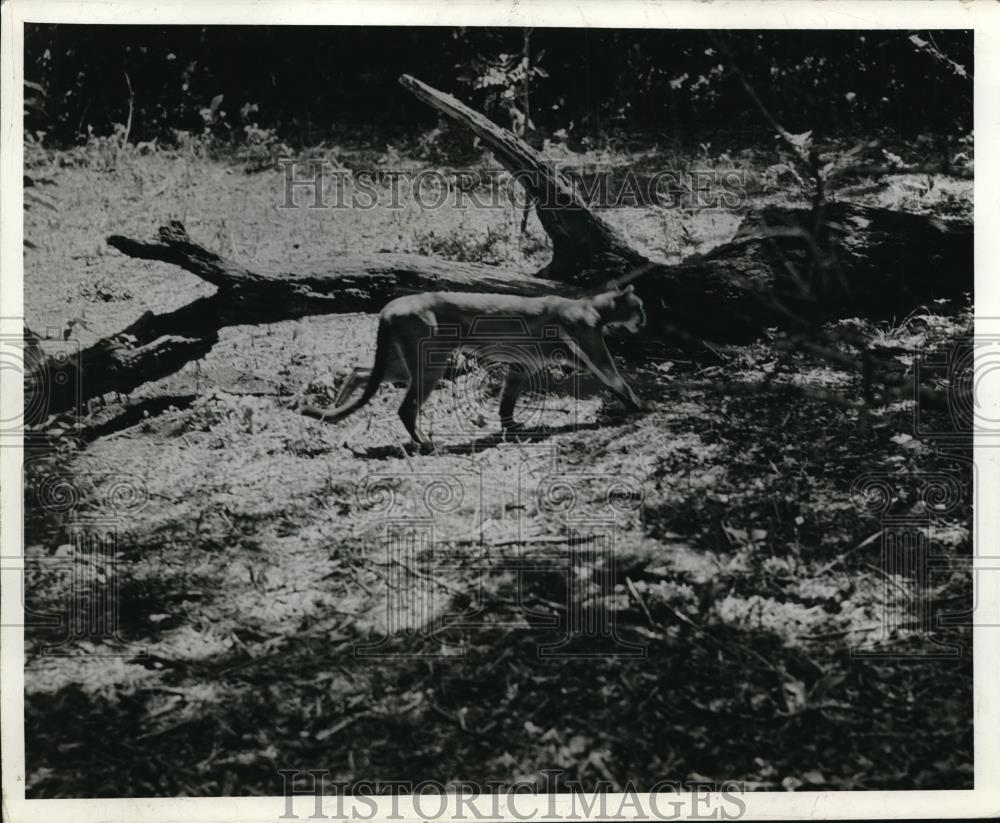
[400,74,972,340]
[641,202,972,342]
[104,222,574,299]
[25,223,581,424]
[25,76,972,424]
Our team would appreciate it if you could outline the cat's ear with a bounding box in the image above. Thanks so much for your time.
[622,284,635,294]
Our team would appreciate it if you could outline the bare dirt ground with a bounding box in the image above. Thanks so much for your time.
[23,141,973,795]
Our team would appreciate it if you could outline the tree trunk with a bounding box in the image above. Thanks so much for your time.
[24,224,582,425]
[635,202,972,343]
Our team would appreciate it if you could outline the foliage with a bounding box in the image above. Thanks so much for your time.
[24,80,58,249]
[456,27,547,132]
[25,27,971,149]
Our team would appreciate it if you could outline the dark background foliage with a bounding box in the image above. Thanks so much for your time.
[26,26,972,147]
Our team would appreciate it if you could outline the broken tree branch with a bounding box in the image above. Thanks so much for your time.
[27,222,581,423]
[400,73,646,281]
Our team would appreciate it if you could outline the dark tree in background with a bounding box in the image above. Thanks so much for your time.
[25,26,971,148]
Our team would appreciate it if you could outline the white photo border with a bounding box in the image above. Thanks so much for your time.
[1,1,997,820]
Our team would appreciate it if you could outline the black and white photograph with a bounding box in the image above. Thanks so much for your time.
[2,1,996,820]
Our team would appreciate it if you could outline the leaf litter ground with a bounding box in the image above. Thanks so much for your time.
[23,142,973,795]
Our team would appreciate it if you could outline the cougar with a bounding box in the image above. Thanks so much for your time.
[300,286,647,448]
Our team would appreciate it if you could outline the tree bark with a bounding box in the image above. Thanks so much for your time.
[634,202,972,343]
[25,223,582,425]
[399,74,646,281]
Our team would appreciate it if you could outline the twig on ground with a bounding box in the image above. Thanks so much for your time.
[315,712,372,741]
[815,530,883,575]
[378,557,465,595]
[863,561,912,598]
[625,576,656,627]
[122,71,135,148]
[389,429,415,468]
[798,625,879,641]
[656,598,790,681]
